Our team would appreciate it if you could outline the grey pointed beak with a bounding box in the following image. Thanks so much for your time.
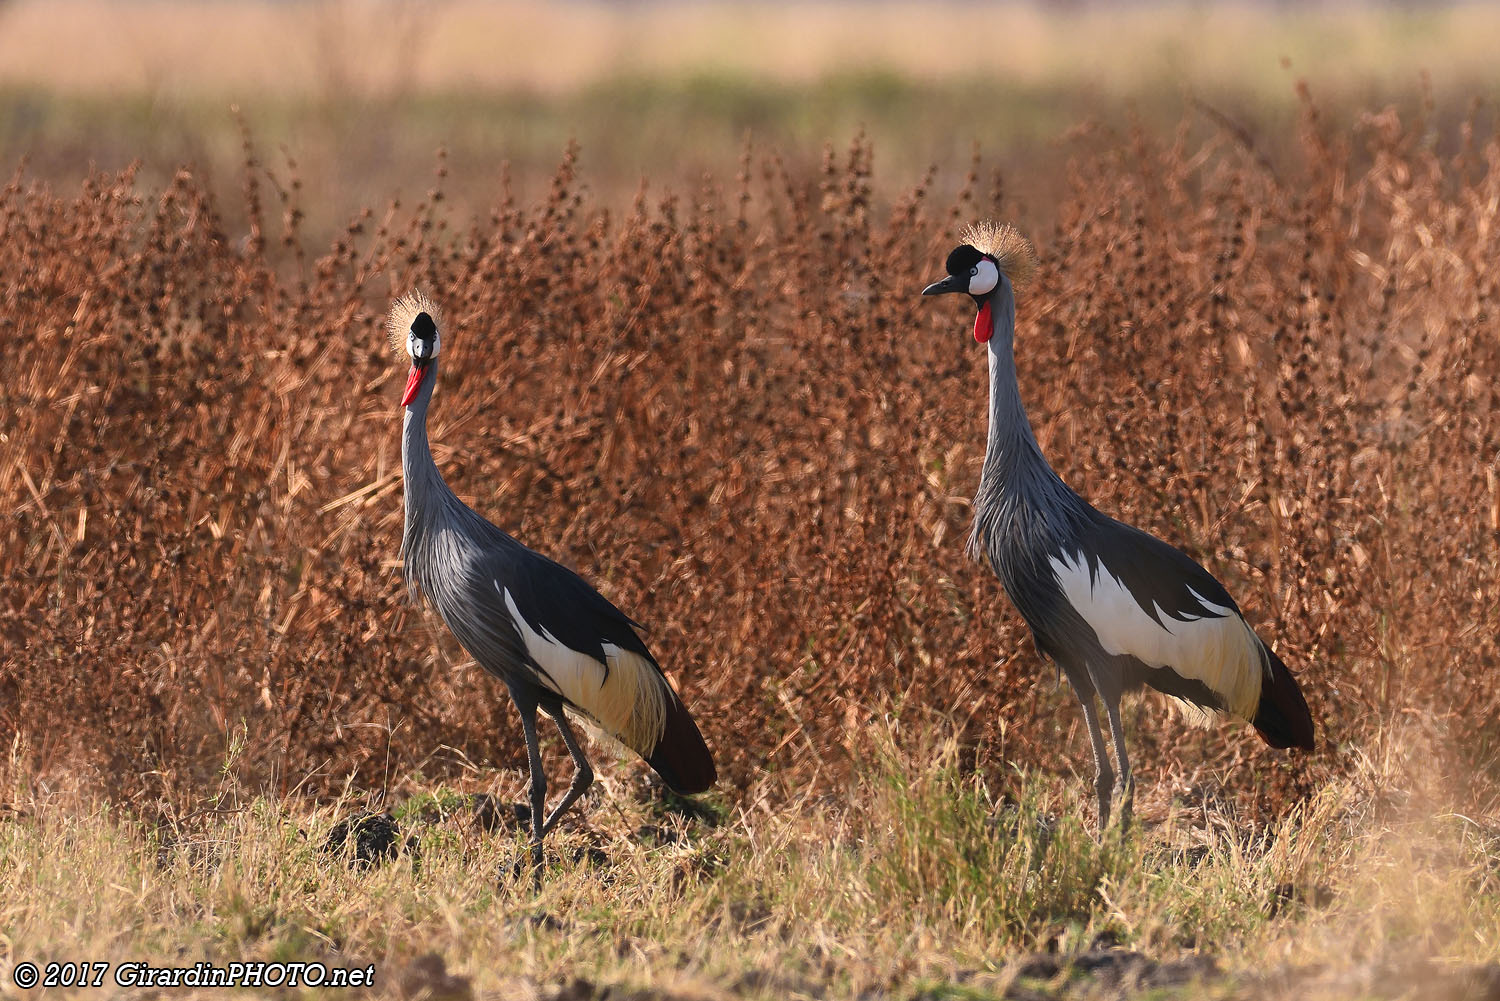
[922,274,963,296]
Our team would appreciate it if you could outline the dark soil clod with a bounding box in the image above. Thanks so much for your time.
[1013,949,1220,995]
[397,953,472,1001]
[635,823,687,847]
[321,811,417,870]
[1268,880,1337,917]
[471,794,531,834]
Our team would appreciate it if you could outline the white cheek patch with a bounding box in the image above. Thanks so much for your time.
[406,330,440,360]
[968,258,999,296]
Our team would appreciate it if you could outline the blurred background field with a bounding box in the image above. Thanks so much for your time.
[5,1,1500,234]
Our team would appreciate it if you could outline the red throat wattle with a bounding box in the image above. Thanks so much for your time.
[400,364,424,407]
[974,301,994,343]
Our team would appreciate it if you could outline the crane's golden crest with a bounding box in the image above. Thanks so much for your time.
[960,221,1038,289]
[385,290,443,354]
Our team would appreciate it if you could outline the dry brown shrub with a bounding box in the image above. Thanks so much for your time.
[4,97,1498,817]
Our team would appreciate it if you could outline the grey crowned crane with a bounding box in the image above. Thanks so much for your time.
[921,224,1314,828]
[391,293,716,875]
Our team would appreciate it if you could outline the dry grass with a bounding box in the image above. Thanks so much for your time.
[6,90,1500,816]
[1,723,1494,1000]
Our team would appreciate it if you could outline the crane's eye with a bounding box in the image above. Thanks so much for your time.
[968,258,1000,296]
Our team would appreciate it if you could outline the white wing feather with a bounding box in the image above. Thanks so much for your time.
[500,586,667,753]
[1049,551,1263,721]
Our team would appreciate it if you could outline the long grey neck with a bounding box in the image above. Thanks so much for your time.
[968,280,1082,562]
[981,282,1052,485]
[400,364,450,575]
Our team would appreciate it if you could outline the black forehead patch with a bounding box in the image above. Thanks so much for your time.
[944,244,986,275]
[411,312,437,339]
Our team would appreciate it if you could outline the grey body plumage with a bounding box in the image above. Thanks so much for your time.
[393,294,714,879]
[924,228,1314,828]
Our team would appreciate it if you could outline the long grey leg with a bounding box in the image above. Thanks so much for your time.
[513,691,548,886]
[1062,666,1110,828]
[1074,692,1114,830]
[540,706,594,837]
[1102,693,1135,831]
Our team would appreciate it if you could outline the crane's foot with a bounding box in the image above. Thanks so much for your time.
[497,839,614,890]
[497,840,547,891]
[1111,776,1136,834]
[1093,769,1114,833]
[529,840,545,890]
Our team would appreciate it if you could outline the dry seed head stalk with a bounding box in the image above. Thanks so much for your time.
[960,221,1038,289]
[386,290,442,354]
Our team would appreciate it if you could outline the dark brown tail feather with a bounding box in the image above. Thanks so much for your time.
[645,694,716,795]
[1251,643,1315,751]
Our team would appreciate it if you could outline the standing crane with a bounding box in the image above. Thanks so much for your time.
[391,292,716,876]
[921,223,1314,828]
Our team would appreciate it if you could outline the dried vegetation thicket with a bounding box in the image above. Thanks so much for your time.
[3,98,1499,814]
